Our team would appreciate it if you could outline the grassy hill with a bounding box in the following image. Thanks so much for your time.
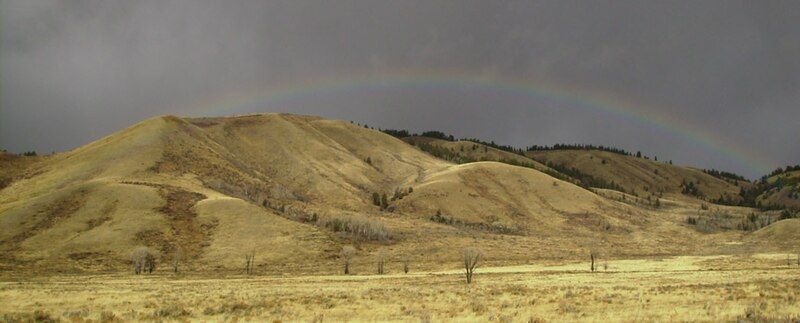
[526,149,749,203]
[744,218,800,251]
[755,170,800,210]
[0,113,781,274]
[402,137,547,170]
[0,152,43,191]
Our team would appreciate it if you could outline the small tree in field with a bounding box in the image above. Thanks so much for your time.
[403,256,410,274]
[341,246,356,275]
[376,251,385,275]
[463,248,483,284]
[244,250,256,275]
[172,248,182,274]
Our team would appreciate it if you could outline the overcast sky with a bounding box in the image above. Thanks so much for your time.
[2,0,798,178]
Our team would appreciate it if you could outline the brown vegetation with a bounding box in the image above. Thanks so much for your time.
[320,215,391,243]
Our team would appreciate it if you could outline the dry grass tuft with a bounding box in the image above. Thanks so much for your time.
[2,310,58,323]
[152,305,192,318]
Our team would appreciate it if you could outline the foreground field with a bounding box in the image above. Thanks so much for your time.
[2,254,799,322]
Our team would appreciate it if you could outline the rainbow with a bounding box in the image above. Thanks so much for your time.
[184,68,773,176]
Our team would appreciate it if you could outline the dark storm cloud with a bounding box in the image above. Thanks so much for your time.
[2,0,798,178]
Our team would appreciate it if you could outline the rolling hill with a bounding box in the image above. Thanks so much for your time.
[0,152,43,191]
[526,149,750,202]
[755,170,800,210]
[0,113,782,274]
[402,136,549,171]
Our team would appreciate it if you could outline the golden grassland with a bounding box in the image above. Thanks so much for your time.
[2,253,799,322]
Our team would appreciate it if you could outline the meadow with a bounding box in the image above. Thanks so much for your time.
[2,253,799,322]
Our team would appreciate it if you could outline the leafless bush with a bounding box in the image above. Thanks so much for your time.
[341,246,355,275]
[322,215,391,243]
[463,248,483,284]
[376,251,385,275]
[244,250,255,275]
[403,256,410,274]
[172,248,182,274]
[131,246,156,275]
[689,210,773,233]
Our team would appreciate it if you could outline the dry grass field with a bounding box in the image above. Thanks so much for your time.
[2,254,799,322]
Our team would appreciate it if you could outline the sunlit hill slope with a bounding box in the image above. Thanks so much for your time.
[0,113,790,274]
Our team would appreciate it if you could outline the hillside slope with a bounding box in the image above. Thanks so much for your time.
[0,152,44,191]
[0,116,336,272]
[0,113,772,273]
[527,150,749,202]
[402,136,559,175]
[744,219,800,251]
[755,170,800,210]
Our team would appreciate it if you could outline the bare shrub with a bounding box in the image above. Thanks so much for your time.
[172,248,182,274]
[322,216,391,243]
[341,246,355,275]
[463,248,483,284]
[131,247,156,274]
[689,210,772,233]
[736,213,772,231]
[403,256,410,274]
[244,250,255,275]
[376,251,385,275]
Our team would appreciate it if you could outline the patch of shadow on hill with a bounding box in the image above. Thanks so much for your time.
[148,147,273,205]
[122,181,218,260]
